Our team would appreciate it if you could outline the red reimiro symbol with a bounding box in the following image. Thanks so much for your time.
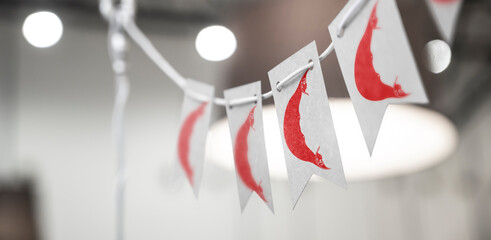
[234,106,266,202]
[178,102,208,185]
[283,70,329,170]
[354,2,410,101]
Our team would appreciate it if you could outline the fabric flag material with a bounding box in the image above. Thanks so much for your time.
[173,79,214,197]
[224,81,274,213]
[328,0,428,155]
[268,41,346,208]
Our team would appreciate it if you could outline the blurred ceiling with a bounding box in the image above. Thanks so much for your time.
[0,0,490,128]
[0,0,252,22]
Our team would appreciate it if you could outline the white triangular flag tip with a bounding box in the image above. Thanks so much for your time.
[425,0,463,44]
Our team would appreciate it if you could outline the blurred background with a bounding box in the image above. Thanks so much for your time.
[0,0,490,239]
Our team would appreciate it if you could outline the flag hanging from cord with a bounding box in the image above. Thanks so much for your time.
[224,81,274,213]
[328,0,429,155]
[172,79,214,197]
[268,41,346,208]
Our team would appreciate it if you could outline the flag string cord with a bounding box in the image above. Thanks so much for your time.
[123,20,332,106]
[101,0,364,106]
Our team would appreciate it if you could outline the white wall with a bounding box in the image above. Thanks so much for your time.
[0,11,17,179]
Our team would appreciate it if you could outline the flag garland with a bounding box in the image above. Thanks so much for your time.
[100,0,458,214]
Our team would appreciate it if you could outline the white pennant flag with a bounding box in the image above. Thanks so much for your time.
[425,0,463,44]
[268,41,346,208]
[328,0,428,155]
[224,81,274,213]
[172,79,214,197]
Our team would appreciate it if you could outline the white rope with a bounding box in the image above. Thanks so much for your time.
[113,72,129,240]
[107,9,129,240]
[185,88,212,103]
[124,20,336,106]
[228,95,258,108]
[124,20,187,89]
[337,0,367,37]
[276,61,313,92]
[102,0,368,109]
[319,42,334,62]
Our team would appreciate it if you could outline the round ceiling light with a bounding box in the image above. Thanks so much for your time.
[195,25,237,62]
[423,39,452,74]
[207,98,458,182]
[23,11,63,48]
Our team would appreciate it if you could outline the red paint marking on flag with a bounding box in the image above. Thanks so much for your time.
[234,106,266,202]
[178,102,208,186]
[354,2,410,101]
[283,70,329,170]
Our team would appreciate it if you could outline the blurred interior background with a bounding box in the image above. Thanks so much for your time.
[0,0,490,239]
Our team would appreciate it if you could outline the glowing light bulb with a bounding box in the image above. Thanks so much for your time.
[23,11,63,48]
[423,39,451,74]
[195,25,237,62]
